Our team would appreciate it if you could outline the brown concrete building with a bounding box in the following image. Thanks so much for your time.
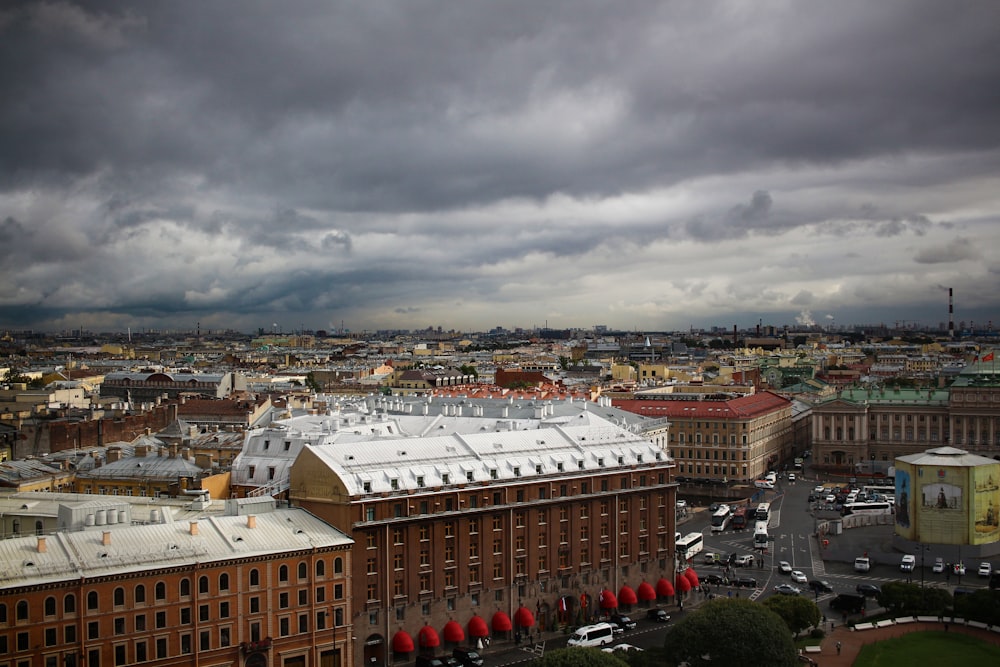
[613,391,796,485]
[0,496,353,667]
[280,397,675,665]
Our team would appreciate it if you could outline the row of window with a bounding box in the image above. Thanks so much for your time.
[1,560,346,624]
[363,474,667,521]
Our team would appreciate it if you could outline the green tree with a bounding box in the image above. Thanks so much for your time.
[459,364,479,379]
[662,599,797,667]
[532,647,627,667]
[879,581,952,615]
[762,595,821,635]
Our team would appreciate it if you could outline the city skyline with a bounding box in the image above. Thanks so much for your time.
[2,2,999,334]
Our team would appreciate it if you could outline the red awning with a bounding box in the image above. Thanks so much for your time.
[656,578,675,597]
[637,581,657,601]
[391,630,414,653]
[418,625,440,648]
[514,606,536,628]
[468,615,489,638]
[684,568,700,587]
[618,585,638,606]
[442,620,465,643]
[598,589,618,609]
[675,573,692,593]
[491,611,512,632]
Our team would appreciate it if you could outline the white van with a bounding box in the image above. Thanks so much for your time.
[567,622,616,648]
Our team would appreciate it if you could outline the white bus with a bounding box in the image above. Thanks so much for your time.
[710,506,732,533]
[567,623,616,648]
[753,520,769,548]
[755,502,771,521]
[841,501,893,517]
[676,532,704,561]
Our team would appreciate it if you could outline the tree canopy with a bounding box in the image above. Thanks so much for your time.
[662,599,798,667]
[532,647,628,667]
[762,594,822,635]
[878,581,952,616]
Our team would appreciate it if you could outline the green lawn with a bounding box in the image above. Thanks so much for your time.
[853,630,1000,666]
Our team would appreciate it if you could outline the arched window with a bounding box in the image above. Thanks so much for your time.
[219,573,229,592]
[179,578,191,597]
[113,587,125,607]
[87,591,99,611]
[297,562,307,580]
[279,565,289,583]
[315,560,325,577]
[199,576,209,595]
[334,557,344,575]
[44,596,56,617]
[35,520,43,535]
[135,585,146,604]
[249,569,260,587]
[64,594,76,614]
[16,600,29,621]
[155,582,166,601]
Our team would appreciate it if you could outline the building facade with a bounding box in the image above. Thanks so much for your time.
[276,396,675,665]
[0,498,353,667]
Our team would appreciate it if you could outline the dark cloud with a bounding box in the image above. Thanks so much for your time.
[1,1,999,332]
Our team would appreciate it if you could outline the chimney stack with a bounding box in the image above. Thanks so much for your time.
[37,536,47,553]
[247,515,257,529]
[102,531,112,546]
[189,521,199,536]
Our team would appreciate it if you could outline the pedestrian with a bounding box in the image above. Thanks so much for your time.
[728,590,732,598]
[830,620,834,632]
[944,623,949,632]
[836,641,841,655]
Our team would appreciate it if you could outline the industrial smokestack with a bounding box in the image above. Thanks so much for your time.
[949,288,954,338]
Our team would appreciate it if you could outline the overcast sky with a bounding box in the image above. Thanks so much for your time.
[3,1,1000,335]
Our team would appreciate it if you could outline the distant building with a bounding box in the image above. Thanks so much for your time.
[100,371,247,403]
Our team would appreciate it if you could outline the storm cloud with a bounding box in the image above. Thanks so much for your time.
[2,0,999,333]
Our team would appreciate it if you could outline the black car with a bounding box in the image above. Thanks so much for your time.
[808,580,834,593]
[703,574,725,585]
[452,648,484,667]
[736,576,758,588]
[416,657,459,667]
[646,608,670,622]
[610,614,637,631]
[856,583,881,598]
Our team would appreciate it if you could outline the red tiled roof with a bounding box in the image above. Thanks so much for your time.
[612,391,790,420]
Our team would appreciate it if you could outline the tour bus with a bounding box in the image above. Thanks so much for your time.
[731,506,748,530]
[841,501,893,517]
[710,506,732,533]
[755,502,771,521]
[862,484,895,497]
[753,521,769,548]
[676,532,705,561]
[566,622,616,648]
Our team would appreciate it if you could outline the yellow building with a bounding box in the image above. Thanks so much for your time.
[894,446,1000,558]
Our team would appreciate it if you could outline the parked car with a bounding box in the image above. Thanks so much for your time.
[978,562,992,577]
[736,576,758,588]
[646,608,670,622]
[900,555,915,572]
[791,570,808,584]
[856,583,881,598]
[932,557,945,573]
[676,499,687,509]
[703,574,725,585]
[734,554,755,567]
[813,485,825,494]
[704,552,723,565]
[774,583,801,595]
[602,644,644,654]
[854,557,871,573]
[808,579,834,593]
[416,656,459,667]
[452,648,484,667]
[778,560,792,574]
[610,614,636,631]
[954,562,966,576]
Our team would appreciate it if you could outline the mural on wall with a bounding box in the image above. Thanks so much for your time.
[972,463,1000,545]
[895,467,912,530]
[921,480,962,510]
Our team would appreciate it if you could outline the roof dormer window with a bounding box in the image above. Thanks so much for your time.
[390,478,399,490]
[416,476,425,488]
